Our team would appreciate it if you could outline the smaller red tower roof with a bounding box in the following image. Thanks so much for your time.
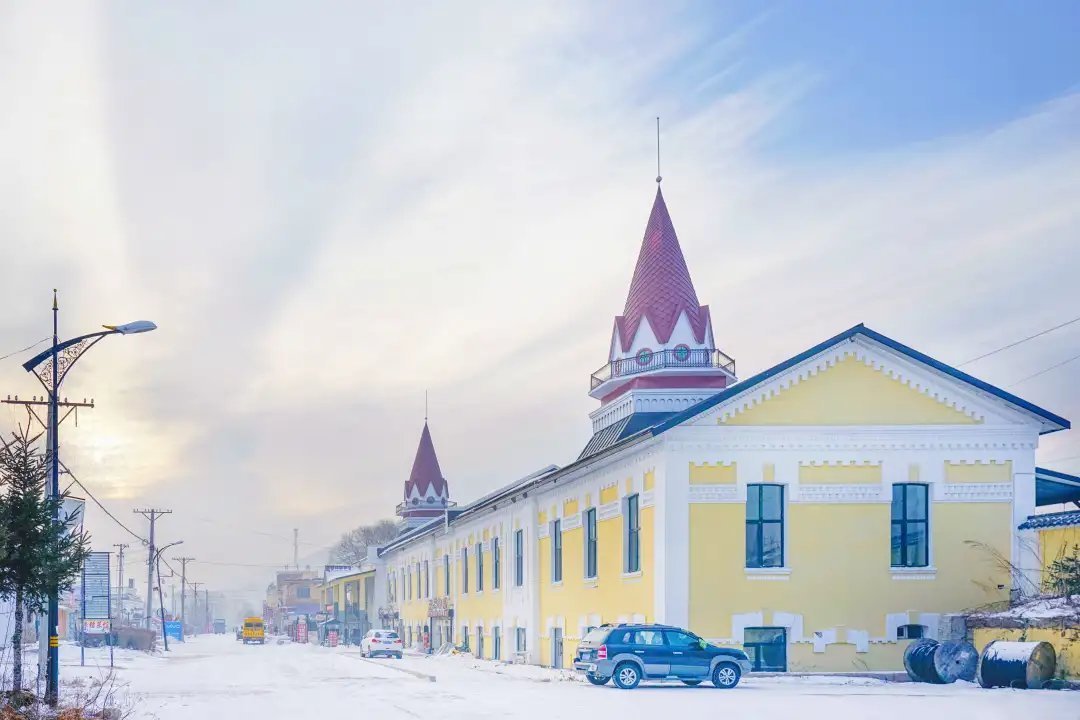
[404,422,449,501]
[614,187,710,352]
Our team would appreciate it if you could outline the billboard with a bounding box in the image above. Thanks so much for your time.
[82,552,111,623]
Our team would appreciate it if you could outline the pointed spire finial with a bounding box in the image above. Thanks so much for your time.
[655,116,662,184]
[52,289,58,311]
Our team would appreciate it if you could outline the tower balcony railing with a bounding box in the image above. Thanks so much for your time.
[590,347,736,391]
[396,498,457,516]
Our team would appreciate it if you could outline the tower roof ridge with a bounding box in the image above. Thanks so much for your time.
[404,421,448,501]
[615,187,709,352]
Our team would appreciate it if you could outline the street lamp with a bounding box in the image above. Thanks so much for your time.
[154,541,183,652]
[20,291,156,706]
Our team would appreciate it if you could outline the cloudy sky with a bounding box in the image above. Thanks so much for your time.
[1,1,1078,600]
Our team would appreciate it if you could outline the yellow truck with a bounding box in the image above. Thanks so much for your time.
[242,617,265,645]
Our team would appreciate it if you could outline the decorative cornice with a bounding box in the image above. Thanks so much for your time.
[666,425,1037,453]
[688,485,740,503]
[598,501,621,521]
[641,490,655,508]
[562,514,582,531]
[939,483,1012,502]
[795,484,885,504]
[537,523,549,539]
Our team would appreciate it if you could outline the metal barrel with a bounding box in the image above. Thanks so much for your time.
[934,641,979,683]
[904,638,945,683]
[977,640,1057,689]
[904,639,979,683]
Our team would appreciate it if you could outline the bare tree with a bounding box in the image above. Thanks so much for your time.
[329,520,399,565]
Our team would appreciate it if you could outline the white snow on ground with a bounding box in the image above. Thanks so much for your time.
[976,595,1080,620]
[47,635,1079,720]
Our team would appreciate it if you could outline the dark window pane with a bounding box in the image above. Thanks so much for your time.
[761,485,783,521]
[664,631,696,648]
[745,627,786,644]
[891,485,904,520]
[759,643,786,671]
[746,486,761,520]
[906,485,927,520]
[891,523,903,566]
[745,523,761,567]
[762,523,783,567]
[906,522,928,566]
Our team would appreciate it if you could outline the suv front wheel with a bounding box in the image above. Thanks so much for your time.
[613,662,642,690]
[711,662,741,689]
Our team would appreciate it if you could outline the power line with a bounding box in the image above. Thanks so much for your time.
[960,314,1080,366]
[64,472,147,544]
[0,337,49,362]
[1009,350,1080,387]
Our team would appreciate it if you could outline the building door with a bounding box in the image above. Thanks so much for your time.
[551,628,564,669]
[477,626,485,659]
[744,627,787,671]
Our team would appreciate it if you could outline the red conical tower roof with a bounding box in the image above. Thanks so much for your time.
[614,187,710,352]
[404,422,448,501]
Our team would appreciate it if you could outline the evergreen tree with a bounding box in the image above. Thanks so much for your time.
[1046,543,1080,599]
[0,431,90,694]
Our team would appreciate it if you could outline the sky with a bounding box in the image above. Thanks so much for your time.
[1,1,1078,602]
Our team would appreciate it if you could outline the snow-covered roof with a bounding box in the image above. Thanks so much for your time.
[1019,509,1080,530]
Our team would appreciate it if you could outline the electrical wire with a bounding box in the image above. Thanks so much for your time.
[959,314,1080,366]
[0,337,49,362]
[1009,350,1080,387]
[64,474,147,545]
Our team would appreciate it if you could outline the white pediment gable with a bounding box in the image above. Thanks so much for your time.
[686,335,1044,430]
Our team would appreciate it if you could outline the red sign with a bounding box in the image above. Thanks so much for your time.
[328,629,339,647]
[296,617,308,644]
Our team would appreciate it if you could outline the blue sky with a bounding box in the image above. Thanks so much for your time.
[0,1,1078,594]
[698,0,1080,156]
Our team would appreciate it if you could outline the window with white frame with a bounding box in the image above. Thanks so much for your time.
[493,537,501,590]
[891,483,929,567]
[461,547,469,593]
[443,554,450,596]
[746,484,785,568]
[514,529,524,586]
[516,627,526,652]
[584,507,597,579]
[624,494,640,573]
[423,559,430,598]
[551,518,563,583]
[476,542,484,591]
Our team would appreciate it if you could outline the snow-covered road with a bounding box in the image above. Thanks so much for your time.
[59,635,1079,719]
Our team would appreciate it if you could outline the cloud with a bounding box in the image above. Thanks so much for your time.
[1,1,1077,597]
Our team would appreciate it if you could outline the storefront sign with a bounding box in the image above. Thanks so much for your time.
[82,619,111,635]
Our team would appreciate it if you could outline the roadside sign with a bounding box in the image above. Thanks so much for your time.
[83,619,111,635]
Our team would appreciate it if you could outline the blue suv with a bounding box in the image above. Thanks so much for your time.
[573,624,751,690]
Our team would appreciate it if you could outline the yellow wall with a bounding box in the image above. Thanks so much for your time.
[690,463,736,484]
[722,357,979,426]
[689,499,1011,671]
[799,464,882,484]
[945,462,1011,483]
[453,534,503,659]
[538,493,655,668]
[974,627,1080,681]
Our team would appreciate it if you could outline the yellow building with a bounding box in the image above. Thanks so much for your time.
[375,183,1074,672]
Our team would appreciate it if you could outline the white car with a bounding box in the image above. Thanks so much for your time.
[360,629,403,659]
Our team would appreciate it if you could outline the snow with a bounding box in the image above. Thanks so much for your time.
[983,641,1041,663]
[979,595,1080,620]
[36,635,1078,719]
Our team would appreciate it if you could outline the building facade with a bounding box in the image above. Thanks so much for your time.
[376,183,1073,672]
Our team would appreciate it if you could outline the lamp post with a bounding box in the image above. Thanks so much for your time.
[20,292,156,706]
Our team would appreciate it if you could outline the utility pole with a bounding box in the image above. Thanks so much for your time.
[133,509,171,629]
[113,544,129,625]
[205,588,210,632]
[293,528,299,569]
[189,582,203,636]
[175,557,194,637]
